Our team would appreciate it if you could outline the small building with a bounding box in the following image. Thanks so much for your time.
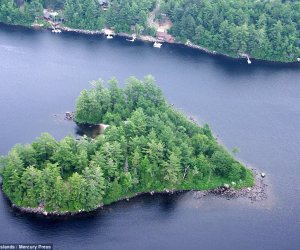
[99,0,109,10]
[43,9,50,19]
[156,28,175,43]
[43,9,60,22]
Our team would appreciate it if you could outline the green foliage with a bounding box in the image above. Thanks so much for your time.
[64,0,105,30]
[57,0,155,32]
[161,0,300,62]
[2,0,298,62]
[1,76,253,213]
[106,0,156,33]
[75,76,165,125]
[43,0,65,9]
[0,0,40,26]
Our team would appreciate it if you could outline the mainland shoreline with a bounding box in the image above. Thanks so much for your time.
[1,22,299,65]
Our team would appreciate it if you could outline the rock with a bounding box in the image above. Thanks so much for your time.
[42,211,48,216]
[247,187,251,191]
[223,183,230,189]
[231,181,236,186]
[150,191,154,195]
[65,111,74,120]
[261,173,266,178]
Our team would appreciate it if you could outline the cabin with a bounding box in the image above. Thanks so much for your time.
[43,9,61,22]
[99,0,109,10]
[156,28,175,43]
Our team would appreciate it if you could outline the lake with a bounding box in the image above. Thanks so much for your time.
[1,23,300,249]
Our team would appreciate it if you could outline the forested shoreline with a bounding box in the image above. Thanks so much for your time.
[160,0,300,62]
[0,76,254,214]
[0,0,299,62]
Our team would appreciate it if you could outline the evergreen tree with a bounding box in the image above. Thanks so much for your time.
[1,76,253,213]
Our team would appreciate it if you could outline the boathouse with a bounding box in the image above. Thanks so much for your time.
[156,28,175,43]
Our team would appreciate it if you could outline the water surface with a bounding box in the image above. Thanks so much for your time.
[1,24,300,249]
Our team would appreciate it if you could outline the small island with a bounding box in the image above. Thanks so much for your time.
[0,76,254,215]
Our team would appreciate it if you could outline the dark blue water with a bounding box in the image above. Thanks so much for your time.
[1,24,300,249]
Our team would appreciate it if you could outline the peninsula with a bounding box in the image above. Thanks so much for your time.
[0,76,254,214]
[0,0,299,63]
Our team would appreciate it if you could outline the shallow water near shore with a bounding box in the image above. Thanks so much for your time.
[1,23,300,249]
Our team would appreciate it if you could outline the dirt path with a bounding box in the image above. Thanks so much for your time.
[148,1,173,31]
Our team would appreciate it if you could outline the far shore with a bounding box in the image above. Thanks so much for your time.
[53,25,273,63]
[1,22,299,65]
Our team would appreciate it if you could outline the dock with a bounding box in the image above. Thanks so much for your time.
[126,34,136,42]
[153,41,162,48]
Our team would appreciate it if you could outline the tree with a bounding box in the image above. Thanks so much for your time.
[162,151,181,188]
[50,175,67,211]
[75,89,92,124]
[195,154,212,181]
[13,144,37,167]
[75,148,89,173]
[3,169,22,205]
[27,0,43,19]
[51,136,77,177]
[82,164,105,210]
[1,76,253,213]
[144,139,165,178]
[32,133,57,165]
[21,166,41,207]
[120,172,132,193]
[41,163,61,209]
[211,150,234,178]
[67,172,86,211]
[126,108,148,138]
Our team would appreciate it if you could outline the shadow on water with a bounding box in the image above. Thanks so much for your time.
[2,22,299,77]
[75,124,100,138]
[168,45,300,77]
[1,22,300,249]
[1,186,185,222]
[157,193,186,214]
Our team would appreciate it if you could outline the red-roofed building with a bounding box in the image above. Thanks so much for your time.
[156,29,175,43]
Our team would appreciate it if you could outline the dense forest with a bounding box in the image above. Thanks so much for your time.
[160,0,300,61]
[0,0,299,62]
[63,0,156,33]
[0,0,43,25]
[0,76,253,213]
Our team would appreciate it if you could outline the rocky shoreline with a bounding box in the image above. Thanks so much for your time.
[9,190,183,217]
[55,25,242,59]
[193,168,268,202]
[54,25,299,64]
[1,22,299,63]
[5,168,267,218]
